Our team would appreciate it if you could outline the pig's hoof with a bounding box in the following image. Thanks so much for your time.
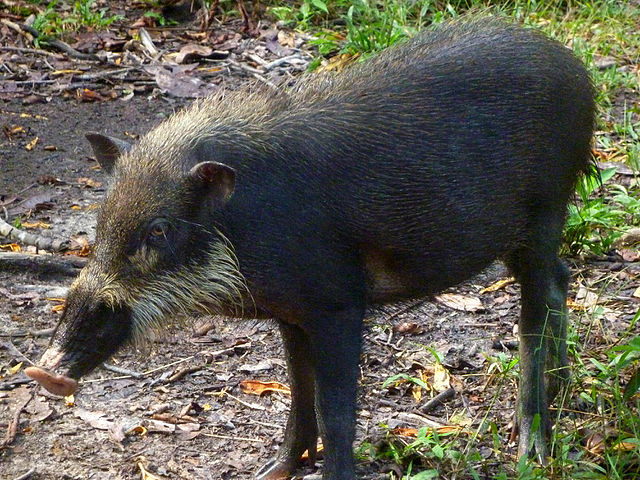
[255,458,294,480]
[25,366,78,396]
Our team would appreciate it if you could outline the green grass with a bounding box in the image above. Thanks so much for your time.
[31,0,122,38]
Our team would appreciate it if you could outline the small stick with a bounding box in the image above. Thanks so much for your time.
[0,327,55,338]
[0,390,34,450]
[12,468,36,480]
[166,365,204,384]
[202,432,264,443]
[0,46,62,58]
[419,387,456,414]
[224,392,265,411]
[102,363,144,378]
[0,217,69,252]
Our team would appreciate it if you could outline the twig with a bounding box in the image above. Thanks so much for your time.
[0,327,55,338]
[165,365,204,384]
[79,344,249,386]
[0,390,35,450]
[251,73,278,91]
[0,46,62,58]
[223,392,265,411]
[12,468,36,480]
[419,387,456,414]
[202,432,264,443]
[102,363,144,378]
[0,217,69,252]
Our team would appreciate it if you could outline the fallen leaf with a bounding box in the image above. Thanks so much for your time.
[74,408,113,430]
[0,243,21,252]
[43,145,57,151]
[393,322,423,335]
[25,137,39,150]
[77,177,102,188]
[22,221,51,229]
[433,363,452,392]
[239,380,291,396]
[76,88,107,102]
[480,277,516,294]
[138,463,164,480]
[9,362,23,375]
[390,427,418,437]
[301,440,323,460]
[238,360,273,373]
[175,44,214,64]
[435,293,484,312]
[613,440,639,452]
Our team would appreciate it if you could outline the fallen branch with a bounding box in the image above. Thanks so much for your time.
[0,217,69,252]
[0,252,86,276]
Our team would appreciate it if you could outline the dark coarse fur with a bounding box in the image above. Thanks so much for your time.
[41,17,595,480]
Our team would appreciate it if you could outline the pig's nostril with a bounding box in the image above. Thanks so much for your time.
[25,366,78,396]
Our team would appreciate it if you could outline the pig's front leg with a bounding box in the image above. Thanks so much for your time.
[256,322,319,479]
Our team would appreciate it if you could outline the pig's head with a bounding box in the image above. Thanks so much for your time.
[27,130,248,396]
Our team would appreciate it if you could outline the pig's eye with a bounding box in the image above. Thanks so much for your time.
[146,219,171,246]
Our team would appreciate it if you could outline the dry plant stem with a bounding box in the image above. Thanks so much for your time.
[0,327,55,338]
[0,390,34,450]
[0,46,62,58]
[419,387,456,414]
[102,363,144,378]
[12,468,36,480]
[166,365,204,384]
[0,217,69,252]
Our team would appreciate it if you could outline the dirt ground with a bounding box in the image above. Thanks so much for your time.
[0,7,638,480]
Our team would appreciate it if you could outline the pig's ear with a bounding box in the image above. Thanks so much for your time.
[188,162,236,203]
[85,132,131,175]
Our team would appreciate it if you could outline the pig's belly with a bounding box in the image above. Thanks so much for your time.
[364,248,498,304]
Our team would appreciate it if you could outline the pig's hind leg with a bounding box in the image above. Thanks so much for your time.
[506,215,570,461]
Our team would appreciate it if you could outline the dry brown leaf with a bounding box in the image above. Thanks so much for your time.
[433,363,452,392]
[76,88,107,102]
[300,440,324,460]
[479,277,516,294]
[239,379,291,396]
[25,137,39,151]
[175,44,213,64]
[435,293,484,312]
[391,427,419,437]
[22,221,51,229]
[393,322,424,335]
[613,440,638,451]
[9,362,23,375]
[77,177,102,188]
[138,461,164,480]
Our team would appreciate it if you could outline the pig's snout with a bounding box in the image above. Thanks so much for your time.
[25,346,78,396]
[25,365,78,397]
